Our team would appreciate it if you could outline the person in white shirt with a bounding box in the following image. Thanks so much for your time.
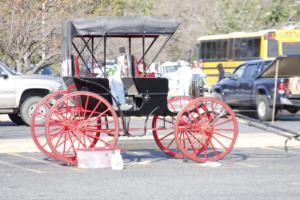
[177,60,193,96]
[110,57,126,105]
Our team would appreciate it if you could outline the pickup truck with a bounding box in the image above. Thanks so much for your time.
[0,61,62,125]
[213,57,300,121]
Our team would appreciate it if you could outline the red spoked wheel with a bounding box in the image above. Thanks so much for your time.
[152,96,191,158]
[174,97,238,162]
[31,90,68,159]
[45,91,119,165]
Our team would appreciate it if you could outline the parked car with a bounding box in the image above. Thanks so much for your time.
[213,57,300,121]
[0,61,62,125]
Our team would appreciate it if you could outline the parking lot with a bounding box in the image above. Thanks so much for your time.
[0,113,300,200]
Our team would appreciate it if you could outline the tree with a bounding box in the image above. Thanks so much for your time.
[92,0,153,16]
[0,1,59,73]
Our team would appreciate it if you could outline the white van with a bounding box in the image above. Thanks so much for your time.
[158,62,180,96]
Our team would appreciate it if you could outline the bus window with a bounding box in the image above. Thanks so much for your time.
[222,40,228,59]
[282,42,300,55]
[228,39,234,59]
[267,40,279,57]
[216,40,222,59]
[234,38,260,59]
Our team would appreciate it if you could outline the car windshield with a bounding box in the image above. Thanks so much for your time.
[165,65,179,73]
[0,61,17,75]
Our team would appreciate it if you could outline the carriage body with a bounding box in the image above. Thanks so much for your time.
[31,16,238,166]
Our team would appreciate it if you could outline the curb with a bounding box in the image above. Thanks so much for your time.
[0,132,299,154]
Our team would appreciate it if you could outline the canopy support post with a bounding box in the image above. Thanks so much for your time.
[142,34,145,74]
[138,37,157,64]
[146,35,172,72]
[129,37,131,55]
[72,42,92,75]
[104,35,107,77]
[91,37,94,73]
[272,58,280,123]
[80,37,105,76]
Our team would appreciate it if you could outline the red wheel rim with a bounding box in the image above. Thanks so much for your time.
[175,97,238,162]
[45,91,119,165]
[152,96,191,158]
[31,90,67,159]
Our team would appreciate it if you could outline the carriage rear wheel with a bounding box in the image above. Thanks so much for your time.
[31,90,67,159]
[174,97,238,162]
[45,91,119,165]
[152,96,191,158]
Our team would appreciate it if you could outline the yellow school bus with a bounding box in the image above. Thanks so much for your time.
[196,29,300,86]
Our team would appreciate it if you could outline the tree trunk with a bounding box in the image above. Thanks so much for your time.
[15,59,23,73]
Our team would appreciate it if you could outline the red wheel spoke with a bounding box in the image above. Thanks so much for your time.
[83,96,90,118]
[67,131,77,155]
[214,118,233,127]
[213,131,233,140]
[87,100,102,118]
[41,141,48,148]
[209,110,227,126]
[71,131,87,148]
[159,131,174,141]
[48,127,64,134]
[183,132,197,154]
[208,139,218,156]
[96,119,116,126]
[168,102,176,111]
[34,123,46,127]
[36,132,46,137]
[43,101,52,109]
[157,116,174,125]
[54,133,64,149]
[85,132,112,146]
[166,138,176,149]
[186,131,206,147]
[212,135,227,150]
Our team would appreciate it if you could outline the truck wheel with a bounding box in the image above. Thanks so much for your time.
[286,107,299,114]
[8,114,25,125]
[256,95,275,121]
[20,96,43,126]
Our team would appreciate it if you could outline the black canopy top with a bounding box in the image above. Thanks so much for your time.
[63,16,180,36]
[62,16,180,60]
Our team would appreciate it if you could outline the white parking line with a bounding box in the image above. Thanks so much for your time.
[0,160,44,174]
[7,153,85,172]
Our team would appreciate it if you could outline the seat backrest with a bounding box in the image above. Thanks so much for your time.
[73,77,112,103]
[134,77,169,94]
[122,77,139,96]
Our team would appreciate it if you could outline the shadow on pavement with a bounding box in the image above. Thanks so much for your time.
[0,121,16,126]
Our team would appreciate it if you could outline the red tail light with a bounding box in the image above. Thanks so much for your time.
[277,80,285,95]
[265,32,276,40]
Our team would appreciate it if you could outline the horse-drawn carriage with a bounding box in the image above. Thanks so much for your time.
[31,16,238,165]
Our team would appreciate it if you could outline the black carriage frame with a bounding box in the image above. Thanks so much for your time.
[62,16,180,135]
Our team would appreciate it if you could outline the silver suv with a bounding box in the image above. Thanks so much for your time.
[0,61,62,125]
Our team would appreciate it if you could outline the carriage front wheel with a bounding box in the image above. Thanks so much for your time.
[174,97,238,162]
[45,91,119,165]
